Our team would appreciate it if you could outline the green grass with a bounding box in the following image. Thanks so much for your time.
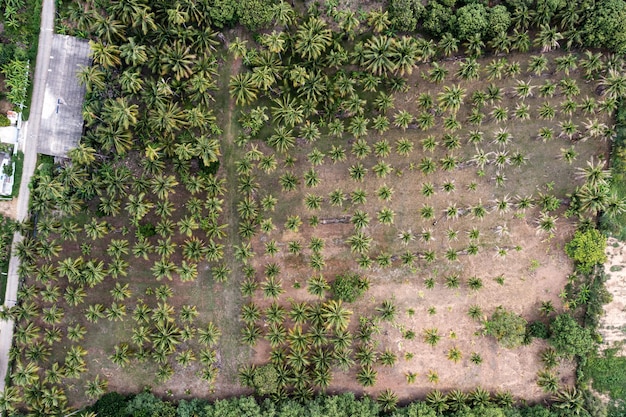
[584,348,626,401]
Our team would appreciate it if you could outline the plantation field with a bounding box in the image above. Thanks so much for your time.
[6,1,624,412]
[241,52,609,401]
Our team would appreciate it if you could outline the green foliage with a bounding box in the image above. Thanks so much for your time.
[527,321,549,339]
[565,228,607,274]
[487,5,511,38]
[455,3,488,40]
[331,273,369,303]
[137,222,156,238]
[581,0,626,53]
[208,0,238,27]
[0,114,10,127]
[549,313,595,359]
[387,0,424,32]
[423,1,456,37]
[584,348,626,401]
[251,363,280,395]
[125,392,176,417]
[88,392,131,417]
[0,216,14,270]
[483,306,527,349]
[237,0,276,31]
[1,59,30,105]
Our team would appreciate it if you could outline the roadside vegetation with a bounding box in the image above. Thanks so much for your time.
[1,0,625,415]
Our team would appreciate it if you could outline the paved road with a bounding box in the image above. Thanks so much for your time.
[0,0,55,393]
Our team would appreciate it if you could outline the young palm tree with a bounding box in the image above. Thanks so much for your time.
[378,389,399,412]
[322,300,352,332]
[535,25,563,52]
[308,275,330,298]
[426,390,448,413]
[438,85,466,113]
[428,62,449,83]
[356,365,377,387]
[424,328,441,346]
[377,299,397,321]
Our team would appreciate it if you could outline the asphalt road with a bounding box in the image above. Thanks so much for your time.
[0,0,55,393]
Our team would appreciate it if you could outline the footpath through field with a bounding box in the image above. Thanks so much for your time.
[0,0,56,393]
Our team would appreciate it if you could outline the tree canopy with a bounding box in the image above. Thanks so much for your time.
[565,228,607,273]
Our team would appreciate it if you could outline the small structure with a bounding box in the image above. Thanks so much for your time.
[5,111,18,125]
[38,35,91,157]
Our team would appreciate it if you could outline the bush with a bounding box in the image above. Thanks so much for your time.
[455,3,489,40]
[0,114,10,127]
[422,1,456,37]
[487,5,511,38]
[89,392,131,417]
[388,0,425,32]
[565,228,607,274]
[137,222,156,238]
[331,273,369,303]
[252,364,279,395]
[237,0,275,31]
[483,306,527,349]
[549,313,595,359]
[527,321,549,339]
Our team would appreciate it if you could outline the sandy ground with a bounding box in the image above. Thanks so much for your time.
[0,198,17,219]
[598,237,626,355]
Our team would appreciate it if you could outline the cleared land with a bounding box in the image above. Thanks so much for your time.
[11,50,611,411]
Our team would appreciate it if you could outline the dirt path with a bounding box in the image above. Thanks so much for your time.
[598,237,626,355]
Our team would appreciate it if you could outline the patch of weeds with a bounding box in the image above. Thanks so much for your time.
[529,259,541,272]
[610,265,623,272]
[405,372,417,384]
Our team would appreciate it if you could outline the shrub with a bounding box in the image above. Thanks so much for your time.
[0,114,10,127]
[331,273,369,303]
[483,306,527,349]
[549,313,595,359]
[388,0,425,32]
[527,321,549,339]
[89,392,131,417]
[455,3,488,40]
[137,222,156,238]
[252,364,279,395]
[565,228,607,274]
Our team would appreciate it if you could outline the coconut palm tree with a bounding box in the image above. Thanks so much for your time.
[426,390,448,413]
[295,17,332,60]
[464,33,484,57]
[322,300,352,332]
[600,69,626,100]
[552,387,585,415]
[535,25,563,52]
[356,365,377,387]
[438,85,466,113]
[456,58,480,80]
